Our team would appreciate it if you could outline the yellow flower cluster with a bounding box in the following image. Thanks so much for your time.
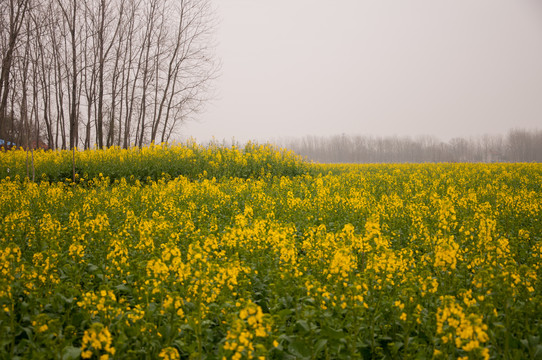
[0,245,21,281]
[161,294,185,318]
[68,242,85,260]
[77,290,122,320]
[0,141,308,182]
[327,247,355,280]
[223,301,271,360]
[1,153,541,358]
[80,323,116,360]
[158,346,180,360]
[32,313,50,333]
[433,235,461,270]
[436,296,489,359]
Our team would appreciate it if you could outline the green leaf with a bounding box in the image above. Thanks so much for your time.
[321,324,343,340]
[86,263,99,273]
[288,338,311,359]
[276,308,293,318]
[314,338,327,356]
[295,320,310,334]
[115,283,131,292]
[62,346,81,360]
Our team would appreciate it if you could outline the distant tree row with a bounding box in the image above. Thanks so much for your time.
[280,129,542,163]
[1,0,216,150]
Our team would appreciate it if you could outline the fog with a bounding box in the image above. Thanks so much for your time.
[183,0,542,143]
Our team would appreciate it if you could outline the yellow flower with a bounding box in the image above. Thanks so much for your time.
[158,347,180,360]
[80,323,115,359]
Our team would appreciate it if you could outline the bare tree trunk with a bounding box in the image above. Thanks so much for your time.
[95,0,122,148]
[0,0,30,143]
[82,3,97,149]
[19,25,31,177]
[135,0,162,147]
[31,36,39,180]
[69,5,78,149]
[57,0,80,150]
[95,0,105,148]
[52,35,67,149]
[122,0,141,149]
[35,14,55,149]
[152,4,184,143]
[107,20,125,148]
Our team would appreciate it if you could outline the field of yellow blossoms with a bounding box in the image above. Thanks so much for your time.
[1,143,541,359]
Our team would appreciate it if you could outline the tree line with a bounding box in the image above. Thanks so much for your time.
[1,0,216,150]
[280,129,542,163]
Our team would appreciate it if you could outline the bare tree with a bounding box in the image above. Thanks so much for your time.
[83,0,123,148]
[0,0,30,144]
[1,0,217,149]
[281,131,542,164]
[152,0,217,144]
[32,3,55,149]
[56,0,83,149]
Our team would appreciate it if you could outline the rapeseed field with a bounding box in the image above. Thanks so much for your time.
[1,143,541,359]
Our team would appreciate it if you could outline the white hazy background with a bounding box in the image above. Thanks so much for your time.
[182,0,542,143]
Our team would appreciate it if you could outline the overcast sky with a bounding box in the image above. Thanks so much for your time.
[181,0,542,143]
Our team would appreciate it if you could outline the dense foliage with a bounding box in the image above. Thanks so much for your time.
[1,144,541,359]
[0,142,309,182]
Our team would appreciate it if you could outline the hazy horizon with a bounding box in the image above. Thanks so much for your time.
[181,0,542,144]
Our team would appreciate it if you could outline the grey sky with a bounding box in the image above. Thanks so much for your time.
[182,0,542,143]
